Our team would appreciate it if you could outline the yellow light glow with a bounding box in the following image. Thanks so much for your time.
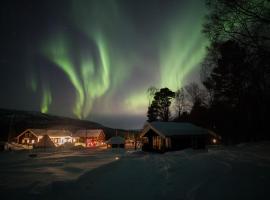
[212,138,217,144]
[115,156,120,160]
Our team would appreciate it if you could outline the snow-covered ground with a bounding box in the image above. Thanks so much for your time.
[0,148,123,194]
[1,142,270,200]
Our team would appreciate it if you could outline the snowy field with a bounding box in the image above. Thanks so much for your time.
[0,148,123,196]
[1,142,270,200]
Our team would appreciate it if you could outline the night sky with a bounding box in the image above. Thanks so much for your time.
[0,0,208,129]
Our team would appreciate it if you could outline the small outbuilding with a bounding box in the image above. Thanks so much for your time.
[106,136,125,148]
[141,122,209,152]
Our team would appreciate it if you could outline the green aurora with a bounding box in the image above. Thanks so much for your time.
[41,87,52,114]
[30,0,208,127]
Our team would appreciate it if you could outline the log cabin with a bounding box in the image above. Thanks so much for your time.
[141,122,211,152]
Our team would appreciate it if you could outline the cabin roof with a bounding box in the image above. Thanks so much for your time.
[141,122,209,138]
[74,129,104,137]
[106,136,125,144]
[17,129,73,138]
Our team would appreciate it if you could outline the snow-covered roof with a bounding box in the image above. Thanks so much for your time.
[42,130,73,137]
[17,129,73,138]
[141,122,209,138]
[106,136,125,144]
[74,129,104,138]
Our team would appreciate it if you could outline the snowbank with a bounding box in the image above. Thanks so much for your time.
[1,142,270,200]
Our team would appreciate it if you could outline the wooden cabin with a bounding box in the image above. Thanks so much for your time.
[74,129,105,147]
[141,122,210,152]
[16,129,74,147]
[16,129,40,145]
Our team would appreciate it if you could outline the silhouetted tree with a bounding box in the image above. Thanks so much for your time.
[182,82,209,127]
[189,98,209,127]
[147,88,175,122]
[154,88,175,121]
[203,39,269,142]
[201,0,270,142]
[185,82,208,107]
[147,100,159,122]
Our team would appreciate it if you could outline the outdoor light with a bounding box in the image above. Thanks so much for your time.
[115,156,120,160]
[212,138,217,144]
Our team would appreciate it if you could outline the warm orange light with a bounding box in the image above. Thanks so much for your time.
[212,138,217,144]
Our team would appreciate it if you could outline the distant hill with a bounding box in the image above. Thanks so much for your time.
[0,109,138,141]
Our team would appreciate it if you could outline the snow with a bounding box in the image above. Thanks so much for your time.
[147,121,208,136]
[1,142,270,200]
[0,148,122,192]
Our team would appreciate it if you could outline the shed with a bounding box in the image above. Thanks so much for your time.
[141,122,209,152]
[106,136,125,148]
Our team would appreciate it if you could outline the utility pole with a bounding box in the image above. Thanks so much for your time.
[134,131,137,150]
[8,114,15,143]
[85,129,87,147]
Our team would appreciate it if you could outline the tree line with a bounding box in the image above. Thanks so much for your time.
[147,83,208,124]
[147,0,270,144]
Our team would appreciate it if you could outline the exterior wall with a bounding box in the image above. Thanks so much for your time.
[49,136,73,146]
[142,129,160,152]
[142,129,207,152]
[170,136,192,150]
[170,135,206,150]
[153,136,165,151]
[165,137,172,149]
[192,135,206,149]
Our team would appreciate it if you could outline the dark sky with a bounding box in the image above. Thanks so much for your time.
[0,0,208,129]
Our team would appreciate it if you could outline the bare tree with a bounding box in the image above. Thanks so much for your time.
[146,86,158,106]
[203,0,270,51]
[185,82,208,107]
[174,87,185,119]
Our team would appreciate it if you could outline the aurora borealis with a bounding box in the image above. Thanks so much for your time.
[0,0,208,128]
